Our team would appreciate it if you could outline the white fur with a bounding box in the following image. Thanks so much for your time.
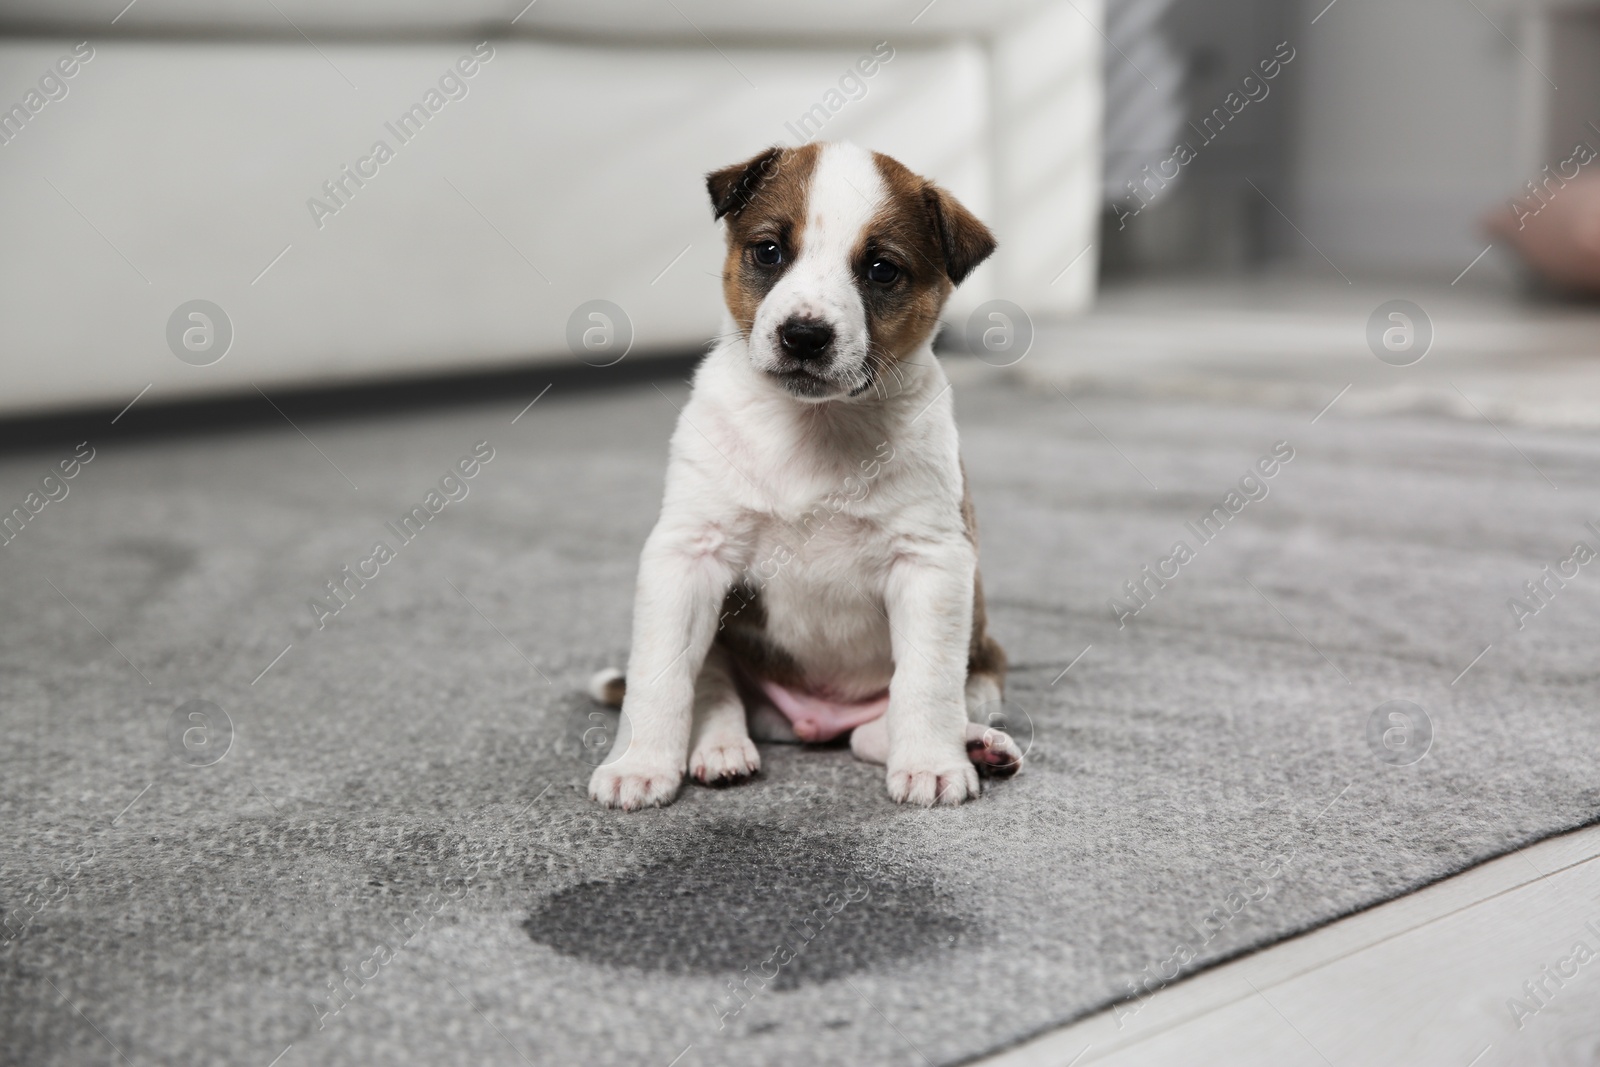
[588,143,982,810]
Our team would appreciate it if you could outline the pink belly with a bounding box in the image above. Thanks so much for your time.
[757,678,888,742]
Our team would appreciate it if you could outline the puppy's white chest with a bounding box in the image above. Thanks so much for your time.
[739,505,897,693]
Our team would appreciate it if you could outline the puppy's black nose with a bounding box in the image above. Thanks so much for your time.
[778,318,834,360]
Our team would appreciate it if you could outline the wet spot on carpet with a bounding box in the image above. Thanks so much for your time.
[523,821,966,989]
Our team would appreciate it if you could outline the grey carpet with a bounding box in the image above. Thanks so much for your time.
[3,367,1598,1067]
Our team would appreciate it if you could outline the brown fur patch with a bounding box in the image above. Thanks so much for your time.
[707,144,822,338]
[857,152,998,366]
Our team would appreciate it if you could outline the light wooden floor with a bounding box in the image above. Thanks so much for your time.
[975,822,1600,1067]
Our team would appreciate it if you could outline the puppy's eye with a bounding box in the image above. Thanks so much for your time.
[866,260,900,284]
[751,241,783,267]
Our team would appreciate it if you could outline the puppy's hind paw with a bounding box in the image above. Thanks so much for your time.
[965,722,1023,779]
[689,736,761,786]
[588,761,683,810]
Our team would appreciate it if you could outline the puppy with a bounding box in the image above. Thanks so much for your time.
[588,141,1020,809]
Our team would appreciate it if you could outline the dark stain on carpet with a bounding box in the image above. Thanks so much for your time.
[523,821,966,989]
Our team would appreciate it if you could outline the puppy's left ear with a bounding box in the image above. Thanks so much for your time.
[922,184,996,285]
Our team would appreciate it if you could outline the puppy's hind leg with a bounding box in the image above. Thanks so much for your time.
[849,716,889,765]
[688,645,761,785]
[963,670,1023,779]
[964,718,1022,779]
[964,628,1022,780]
[854,713,1019,778]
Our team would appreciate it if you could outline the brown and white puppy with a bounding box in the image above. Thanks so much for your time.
[587,141,1018,809]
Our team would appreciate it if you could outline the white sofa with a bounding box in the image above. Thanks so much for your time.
[0,1,1102,417]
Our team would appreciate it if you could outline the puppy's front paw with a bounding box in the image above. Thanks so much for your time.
[886,756,980,806]
[689,735,760,786]
[588,759,683,810]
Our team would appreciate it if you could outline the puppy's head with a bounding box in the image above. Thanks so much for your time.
[707,141,995,402]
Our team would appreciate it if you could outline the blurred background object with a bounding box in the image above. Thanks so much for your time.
[1099,0,1293,274]
[1487,175,1600,294]
[1099,0,1600,282]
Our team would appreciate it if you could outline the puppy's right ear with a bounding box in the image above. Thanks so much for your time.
[707,146,785,221]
